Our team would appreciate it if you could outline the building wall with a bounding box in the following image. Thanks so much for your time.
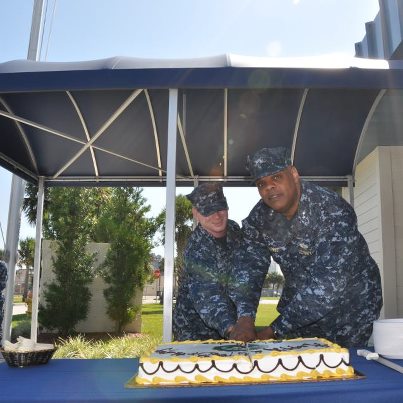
[40,240,142,333]
[14,268,27,295]
[143,275,164,301]
[389,147,403,316]
[353,146,403,318]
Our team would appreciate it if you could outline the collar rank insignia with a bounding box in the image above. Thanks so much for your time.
[298,243,312,256]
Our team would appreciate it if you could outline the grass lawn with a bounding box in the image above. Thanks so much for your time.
[12,313,28,327]
[9,301,279,358]
[10,313,31,341]
[140,300,279,338]
[141,304,163,338]
[11,302,278,340]
[255,303,279,331]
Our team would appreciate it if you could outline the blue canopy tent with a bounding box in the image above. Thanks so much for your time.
[1,54,403,342]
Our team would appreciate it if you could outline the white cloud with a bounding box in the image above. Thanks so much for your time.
[292,0,301,4]
[265,40,282,57]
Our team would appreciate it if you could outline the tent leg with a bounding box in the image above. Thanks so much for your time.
[347,175,354,208]
[162,89,178,342]
[2,176,25,344]
[30,177,44,343]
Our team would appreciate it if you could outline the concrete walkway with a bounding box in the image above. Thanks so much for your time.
[141,297,278,305]
[259,299,279,304]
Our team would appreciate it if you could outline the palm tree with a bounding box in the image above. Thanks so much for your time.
[265,272,284,296]
[18,237,35,301]
[157,195,193,285]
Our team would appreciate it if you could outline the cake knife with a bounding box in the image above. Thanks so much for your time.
[357,349,403,374]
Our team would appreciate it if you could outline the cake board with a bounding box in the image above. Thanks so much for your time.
[125,370,365,388]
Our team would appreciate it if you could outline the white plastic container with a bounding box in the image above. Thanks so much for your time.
[373,319,403,359]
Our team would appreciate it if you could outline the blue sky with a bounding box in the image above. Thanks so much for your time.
[0,0,379,250]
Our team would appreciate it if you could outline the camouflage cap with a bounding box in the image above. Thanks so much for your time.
[246,146,292,182]
[186,182,228,216]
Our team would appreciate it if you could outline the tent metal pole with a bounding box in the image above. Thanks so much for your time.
[162,89,178,342]
[1,0,45,346]
[27,0,45,61]
[30,177,44,343]
[2,176,25,344]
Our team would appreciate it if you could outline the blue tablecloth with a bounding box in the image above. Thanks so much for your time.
[0,350,402,402]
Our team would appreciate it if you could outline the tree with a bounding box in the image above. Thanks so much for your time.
[18,237,35,301]
[97,187,157,333]
[22,182,50,226]
[274,273,284,294]
[157,195,193,284]
[265,272,284,295]
[39,187,102,336]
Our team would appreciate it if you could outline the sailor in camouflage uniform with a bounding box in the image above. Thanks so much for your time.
[0,260,7,344]
[172,182,244,341]
[231,147,382,347]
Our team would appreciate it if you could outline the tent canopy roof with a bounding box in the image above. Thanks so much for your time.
[1,55,403,187]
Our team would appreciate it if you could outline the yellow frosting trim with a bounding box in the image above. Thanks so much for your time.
[135,365,355,385]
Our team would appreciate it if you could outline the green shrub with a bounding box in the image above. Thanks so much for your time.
[53,333,159,359]
[11,320,31,342]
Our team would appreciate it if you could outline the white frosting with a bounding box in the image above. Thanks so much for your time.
[136,338,353,385]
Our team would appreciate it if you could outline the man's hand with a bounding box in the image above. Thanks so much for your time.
[256,326,276,340]
[228,316,256,342]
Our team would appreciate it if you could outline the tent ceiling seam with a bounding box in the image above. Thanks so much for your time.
[66,91,99,177]
[291,88,308,164]
[144,90,163,177]
[0,98,39,173]
[0,109,86,145]
[353,89,387,177]
[0,151,38,181]
[177,115,194,177]
[91,143,167,174]
[52,89,143,179]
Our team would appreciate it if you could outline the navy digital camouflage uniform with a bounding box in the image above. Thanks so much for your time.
[233,147,383,347]
[0,260,7,344]
[173,219,243,340]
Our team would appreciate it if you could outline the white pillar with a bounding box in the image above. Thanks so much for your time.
[30,177,45,342]
[347,175,354,208]
[2,176,25,343]
[162,89,178,342]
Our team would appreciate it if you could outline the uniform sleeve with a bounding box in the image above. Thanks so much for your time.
[0,261,8,340]
[271,208,358,338]
[185,251,238,338]
[228,213,271,320]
